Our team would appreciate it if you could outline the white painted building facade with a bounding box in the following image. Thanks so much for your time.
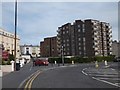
[112,40,120,57]
[20,45,40,57]
[0,28,20,58]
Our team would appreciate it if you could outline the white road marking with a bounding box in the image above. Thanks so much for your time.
[60,66,67,67]
[111,68,115,71]
[82,68,88,76]
[83,68,87,71]
[92,77,120,88]
[82,71,88,76]
[115,83,120,85]
[82,67,120,88]
[91,74,118,77]
[96,77,120,80]
[29,66,33,71]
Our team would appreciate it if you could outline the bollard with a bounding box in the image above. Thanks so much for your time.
[105,60,108,67]
[95,61,98,68]
[11,60,15,71]
[72,61,74,64]
[55,61,57,64]
[105,60,108,66]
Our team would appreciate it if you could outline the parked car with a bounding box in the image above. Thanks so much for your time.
[34,58,49,66]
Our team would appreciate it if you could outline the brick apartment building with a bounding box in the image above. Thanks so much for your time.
[57,19,112,57]
[85,19,112,57]
[40,36,58,57]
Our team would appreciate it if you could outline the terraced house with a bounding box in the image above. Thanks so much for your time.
[0,28,20,59]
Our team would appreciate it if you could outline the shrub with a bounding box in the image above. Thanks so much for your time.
[94,56,115,62]
[2,60,6,65]
[48,55,114,64]
[7,60,11,65]
[48,57,62,63]
[9,54,15,61]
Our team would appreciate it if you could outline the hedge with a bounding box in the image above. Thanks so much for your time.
[48,56,115,63]
[2,54,14,65]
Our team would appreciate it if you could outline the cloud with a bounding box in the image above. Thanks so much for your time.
[2,2,118,45]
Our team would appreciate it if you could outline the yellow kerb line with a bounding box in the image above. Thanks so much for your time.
[24,75,35,90]
[28,72,41,90]
[24,71,41,90]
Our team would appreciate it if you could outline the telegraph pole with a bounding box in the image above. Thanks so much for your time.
[14,0,17,71]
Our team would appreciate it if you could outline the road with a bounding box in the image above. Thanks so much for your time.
[23,62,119,89]
[2,61,59,89]
[2,61,120,89]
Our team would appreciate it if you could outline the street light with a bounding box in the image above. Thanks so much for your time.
[61,45,64,66]
[14,0,17,71]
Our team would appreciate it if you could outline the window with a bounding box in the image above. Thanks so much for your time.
[83,28,85,32]
[78,38,81,41]
[67,39,69,42]
[79,52,81,55]
[67,44,69,46]
[63,31,65,34]
[66,30,69,33]
[84,46,86,51]
[84,52,86,56]
[82,24,85,29]
[78,25,80,28]
[83,37,85,42]
[78,29,80,32]
[67,48,69,51]
[67,52,69,55]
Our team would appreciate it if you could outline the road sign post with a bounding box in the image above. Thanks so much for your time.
[72,60,74,64]
[61,46,64,66]
[95,61,99,68]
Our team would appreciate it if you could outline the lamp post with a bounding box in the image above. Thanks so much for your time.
[61,45,64,66]
[14,0,17,71]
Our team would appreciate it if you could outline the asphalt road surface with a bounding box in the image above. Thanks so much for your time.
[2,61,59,88]
[25,62,119,88]
[2,61,120,89]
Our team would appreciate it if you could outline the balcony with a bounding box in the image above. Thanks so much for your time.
[109,30,112,33]
[109,35,112,38]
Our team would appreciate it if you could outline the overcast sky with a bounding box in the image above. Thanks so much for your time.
[1,1,118,45]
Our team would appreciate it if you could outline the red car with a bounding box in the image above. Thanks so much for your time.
[35,58,49,66]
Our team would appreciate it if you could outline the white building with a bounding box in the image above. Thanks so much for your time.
[112,40,120,57]
[0,44,2,64]
[0,28,20,58]
[20,45,40,57]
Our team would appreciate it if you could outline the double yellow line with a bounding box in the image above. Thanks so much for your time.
[24,71,41,90]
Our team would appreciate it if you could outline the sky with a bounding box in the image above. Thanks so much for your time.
[1,1,119,45]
